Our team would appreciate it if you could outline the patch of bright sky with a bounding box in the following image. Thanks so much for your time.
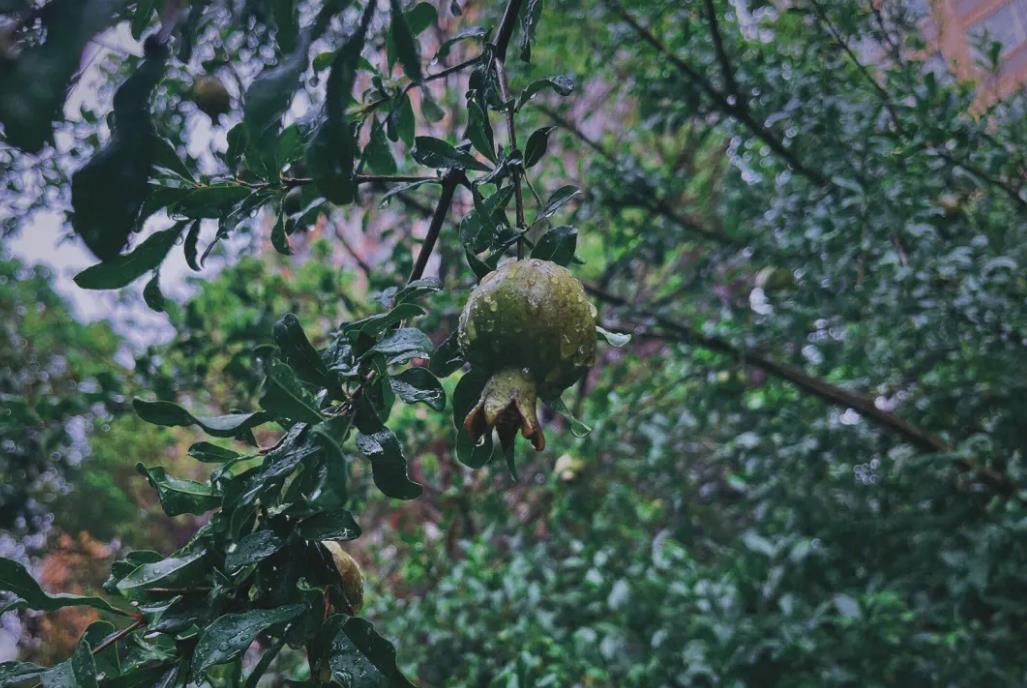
[6,21,273,353]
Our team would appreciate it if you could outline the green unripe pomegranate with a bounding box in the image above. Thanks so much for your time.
[458,258,597,451]
[192,75,231,122]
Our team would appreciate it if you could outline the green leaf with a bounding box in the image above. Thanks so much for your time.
[243,31,312,143]
[460,185,514,252]
[371,327,434,364]
[192,605,306,675]
[378,178,439,207]
[130,0,156,39]
[412,136,491,171]
[297,508,362,541]
[530,225,577,266]
[428,332,465,377]
[464,247,496,281]
[152,136,194,181]
[273,313,332,387]
[545,396,592,437]
[355,429,422,500]
[405,2,437,34]
[271,208,292,256]
[523,125,557,168]
[171,184,253,219]
[328,617,416,687]
[142,271,165,312]
[344,303,426,348]
[133,398,271,437]
[390,367,446,410]
[0,661,47,685]
[272,0,300,53]
[73,225,186,290]
[436,26,488,60]
[225,529,285,572]
[452,370,494,467]
[306,2,374,204]
[115,542,208,593]
[260,360,325,424]
[183,220,202,270]
[137,464,221,517]
[188,442,242,463]
[103,550,163,595]
[0,557,127,616]
[519,0,544,62]
[535,184,580,222]
[516,74,575,110]
[389,0,423,82]
[596,325,631,347]
[395,277,442,303]
[0,0,120,153]
[420,91,446,122]
[41,638,97,688]
[389,92,417,146]
[365,118,398,175]
[465,101,497,163]
[82,621,118,678]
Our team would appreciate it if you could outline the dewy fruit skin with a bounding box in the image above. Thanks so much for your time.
[458,258,597,450]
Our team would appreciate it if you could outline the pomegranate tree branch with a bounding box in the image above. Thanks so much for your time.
[536,104,734,245]
[586,283,1015,495]
[408,169,464,283]
[92,617,146,655]
[491,0,528,257]
[603,0,830,187]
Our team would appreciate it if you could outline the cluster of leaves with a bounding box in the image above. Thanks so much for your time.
[1,276,449,685]
[0,250,127,534]
[0,0,607,683]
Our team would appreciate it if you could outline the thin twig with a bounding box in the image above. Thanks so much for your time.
[92,617,146,655]
[490,0,528,257]
[536,104,733,244]
[408,169,464,282]
[356,174,438,184]
[332,224,375,278]
[604,0,830,187]
[702,0,740,100]
[493,57,527,258]
[243,631,289,688]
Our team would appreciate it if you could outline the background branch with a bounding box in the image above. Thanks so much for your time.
[586,283,1015,495]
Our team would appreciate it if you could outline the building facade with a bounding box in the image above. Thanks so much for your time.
[920,0,1027,98]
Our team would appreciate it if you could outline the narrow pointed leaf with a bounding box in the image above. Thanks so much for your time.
[73,225,185,290]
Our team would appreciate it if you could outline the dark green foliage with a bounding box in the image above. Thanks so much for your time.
[306,1,374,204]
[70,43,168,260]
[0,0,120,152]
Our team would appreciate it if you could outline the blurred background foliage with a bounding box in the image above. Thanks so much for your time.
[1,0,1026,685]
